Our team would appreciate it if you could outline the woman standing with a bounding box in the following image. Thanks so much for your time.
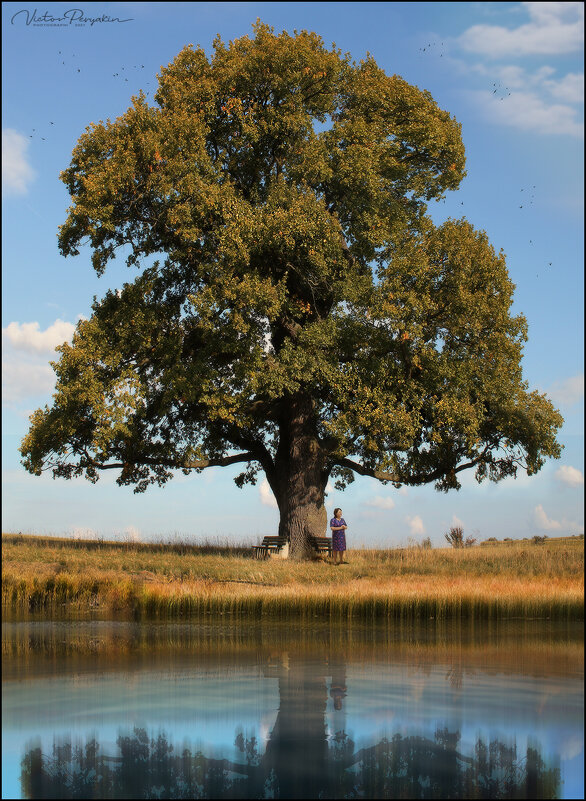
[330,508,348,564]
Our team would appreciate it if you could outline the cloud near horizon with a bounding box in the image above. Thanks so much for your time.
[533,504,562,531]
[123,525,141,542]
[406,515,425,536]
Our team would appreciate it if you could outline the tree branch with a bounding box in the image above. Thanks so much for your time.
[334,450,490,486]
[335,457,401,483]
[79,450,259,472]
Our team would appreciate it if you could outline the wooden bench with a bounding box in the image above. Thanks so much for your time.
[309,536,332,557]
[252,535,332,558]
[252,536,288,559]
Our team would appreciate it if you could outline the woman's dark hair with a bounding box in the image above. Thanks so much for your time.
[333,508,342,516]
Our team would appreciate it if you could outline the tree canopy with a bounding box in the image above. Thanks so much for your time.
[21,21,563,557]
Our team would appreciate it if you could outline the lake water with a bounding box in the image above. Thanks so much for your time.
[2,617,583,799]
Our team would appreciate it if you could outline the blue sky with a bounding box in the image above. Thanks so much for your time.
[2,2,583,545]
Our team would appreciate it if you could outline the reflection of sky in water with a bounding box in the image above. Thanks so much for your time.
[327,665,583,798]
[2,623,583,800]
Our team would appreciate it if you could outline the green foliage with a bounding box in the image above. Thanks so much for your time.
[21,21,562,527]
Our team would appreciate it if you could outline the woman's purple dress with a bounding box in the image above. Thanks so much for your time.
[330,518,347,551]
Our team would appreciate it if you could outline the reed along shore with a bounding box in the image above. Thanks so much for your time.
[2,533,583,622]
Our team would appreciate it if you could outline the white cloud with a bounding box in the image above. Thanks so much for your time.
[406,515,425,535]
[533,504,562,530]
[259,479,278,508]
[2,360,55,406]
[504,92,582,137]
[468,89,583,137]
[544,72,584,104]
[451,515,465,529]
[455,4,584,139]
[3,319,76,354]
[555,465,584,487]
[365,496,396,510]
[546,374,584,407]
[2,128,36,196]
[458,2,584,57]
[2,319,78,408]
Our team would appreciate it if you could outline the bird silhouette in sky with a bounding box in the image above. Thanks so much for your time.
[419,41,445,57]
[28,51,154,146]
[492,82,511,100]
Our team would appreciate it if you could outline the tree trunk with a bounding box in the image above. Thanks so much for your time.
[277,481,328,560]
[270,395,329,560]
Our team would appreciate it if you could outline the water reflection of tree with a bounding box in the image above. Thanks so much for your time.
[20,654,560,799]
[20,729,561,799]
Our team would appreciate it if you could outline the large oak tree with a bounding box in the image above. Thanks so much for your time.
[21,22,563,557]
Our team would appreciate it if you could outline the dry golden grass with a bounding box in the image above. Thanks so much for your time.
[2,533,583,620]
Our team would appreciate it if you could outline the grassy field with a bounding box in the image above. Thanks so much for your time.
[2,533,583,621]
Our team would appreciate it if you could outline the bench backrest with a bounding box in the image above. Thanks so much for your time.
[260,537,287,546]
